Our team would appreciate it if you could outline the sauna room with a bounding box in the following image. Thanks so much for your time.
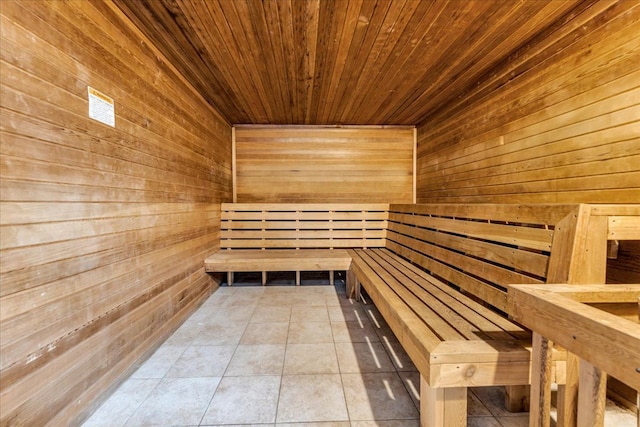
[1,0,639,426]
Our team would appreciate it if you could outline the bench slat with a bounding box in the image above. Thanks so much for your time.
[224,211,389,221]
[222,238,386,249]
[371,249,529,340]
[388,212,554,251]
[353,249,467,341]
[222,220,388,230]
[387,221,549,277]
[205,249,352,272]
[390,203,579,225]
[221,230,387,239]
[387,230,543,286]
[387,241,507,312]
[222,203,390,212]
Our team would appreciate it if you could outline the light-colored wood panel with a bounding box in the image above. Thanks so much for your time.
[416,3,640,205]
[234,126,414,203]
[0,1,230,425]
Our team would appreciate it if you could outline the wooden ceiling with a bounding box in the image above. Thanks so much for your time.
[114,0,584,126]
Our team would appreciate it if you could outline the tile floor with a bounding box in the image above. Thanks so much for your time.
[83,282,637,427]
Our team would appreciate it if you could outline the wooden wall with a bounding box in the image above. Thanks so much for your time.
[0,1,232,425]
[234,126,415,203]
[415,1,639,204]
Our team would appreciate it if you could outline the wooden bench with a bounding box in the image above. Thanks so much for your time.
[347,203,590,427]
[204,203,388,285]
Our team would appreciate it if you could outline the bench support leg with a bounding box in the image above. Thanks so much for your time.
[329,270,334,286]
[505,385,530,412]
[346,268,360,300]
[262,271,267,286]
[227,272,234,286]
[295,271,300,286]
[421,376,466,427]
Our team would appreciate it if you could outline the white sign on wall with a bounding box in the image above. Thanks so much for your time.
[88,86,115,127]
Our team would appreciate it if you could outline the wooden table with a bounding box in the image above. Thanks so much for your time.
[508,284,640,427]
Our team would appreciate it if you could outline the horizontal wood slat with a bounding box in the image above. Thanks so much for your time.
[416,2,640,205]
[385,204,579,312]
[220,203,389,250]
[0,1,231,425]
[234,126,414,203]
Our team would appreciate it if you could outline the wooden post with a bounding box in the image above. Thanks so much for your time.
[421,375,466,427]
[505,385,530,412]
[529,333,553,427]
[577,359,607,427]
[557,352,579,427]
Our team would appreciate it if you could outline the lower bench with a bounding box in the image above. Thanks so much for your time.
[204,249,351,285]
[344,203,590,427]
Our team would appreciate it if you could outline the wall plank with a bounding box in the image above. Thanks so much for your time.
[415,2,640,204]
[234,125,414,203]
[0,1,231,425]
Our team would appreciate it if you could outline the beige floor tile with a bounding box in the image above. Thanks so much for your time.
[471,387,521,418]
[82,378,160,427]
[278,423,349,427]
[283,343,339,374]
[192,322,247,346]
[328,305,368,323]
[397,371,420,410]
[276,374,349,423]
[209,305,256,323]
[603,400,638,426]
[291,305,329,322]
[166,345,236,378]
[362,306,389,330]
[350,421,420,427]
[494,415,529,427]
[468,388,493,416]
[241,322,290,344]
[289,294,331,306]
[378,336,416,372]
[262,285,299,295]
[467,416,503,427]
[341,372,419,421]
[163,322,204,346]
[201,376,281,424]
[131,346,186,379]
[250,305,292,323]
[125,377,220,426]
[259,294,296,307]
[335,342,396,373]
[324,294,343,306]
[288,321,334,344]
[225,344,286,376]
[331,321,379,343]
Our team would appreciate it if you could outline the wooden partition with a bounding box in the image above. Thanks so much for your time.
[0,2,231,425]
[234,125,415,203]
[415,2,639,204]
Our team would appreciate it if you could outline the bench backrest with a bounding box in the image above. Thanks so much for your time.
[220,203,389,249]
[385,204,581,312]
